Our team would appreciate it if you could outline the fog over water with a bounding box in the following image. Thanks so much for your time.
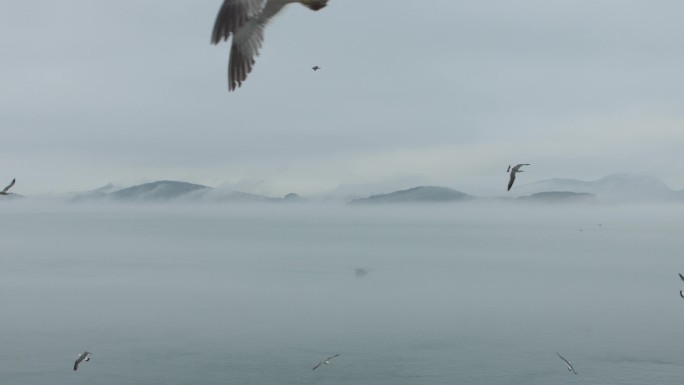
[1,201,683,385]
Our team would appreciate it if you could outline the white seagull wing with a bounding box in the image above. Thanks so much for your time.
[511,163,530,172]
[326,354,340,361]
[227,17,269,91]
[211,0,266,44]
[212,0,271,91]
[213,0,293,91]
[507,172,516,191]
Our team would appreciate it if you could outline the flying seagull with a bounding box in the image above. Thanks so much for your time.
[312,66,321,71]
[0,178,15,195]
[211,0,330,91]
[556,352,577,374]
[312,354,339,370]
[74,351,92,371]
[507,163,530,191]
[679,273,684,281]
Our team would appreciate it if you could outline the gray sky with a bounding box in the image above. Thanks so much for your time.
[2,0,684,196]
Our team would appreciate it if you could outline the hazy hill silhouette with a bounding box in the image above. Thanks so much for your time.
[350,186,473,204]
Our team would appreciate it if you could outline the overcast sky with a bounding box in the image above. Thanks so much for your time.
[1,0,683,196]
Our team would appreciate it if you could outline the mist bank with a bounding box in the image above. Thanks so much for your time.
[2,173,683,205]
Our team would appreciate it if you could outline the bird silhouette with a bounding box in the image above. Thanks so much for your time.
[556,352,577,374]
[73,351,92,371]
[0,178,15,195]
[507,164,530,191]
[312,354,339,370]
[211,0,330,90]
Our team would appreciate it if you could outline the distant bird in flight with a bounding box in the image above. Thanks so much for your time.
[0,178,15,195]
[312,354,339,370]
[312,66,321,71]
[211,0,330,91]
[556,352,577,374]
[507,163,530,191]
[73,351,92,371]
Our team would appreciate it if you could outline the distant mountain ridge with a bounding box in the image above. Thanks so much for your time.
[349,174,682,204]
[516,173,681,202]
[64,173,683,205]
[350,186,473,204]
[517,191,597,203]
[110,181,209,201]
[71,180,299,203]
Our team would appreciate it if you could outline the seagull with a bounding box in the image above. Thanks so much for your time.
[211,0,330,91]
[73,351,92,371]
[679,273,684,281]
[312,354,339,370]
[312,66,321,71]
[507,163,530,191]
[556,352,577,374]
[0,178,15,195]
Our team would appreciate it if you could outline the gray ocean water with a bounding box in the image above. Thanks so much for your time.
[1,201,683,385]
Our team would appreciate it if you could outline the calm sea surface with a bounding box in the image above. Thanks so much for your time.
[1,201,683,385]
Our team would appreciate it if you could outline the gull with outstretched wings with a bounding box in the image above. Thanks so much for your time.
[211,0,330,91]
[312,354,339,370]
[0,178,15,195]
[73,351,92,371]
[507,164,530,191]
[556,352,577,374]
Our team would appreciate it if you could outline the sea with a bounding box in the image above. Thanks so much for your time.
[1,200,683,385]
